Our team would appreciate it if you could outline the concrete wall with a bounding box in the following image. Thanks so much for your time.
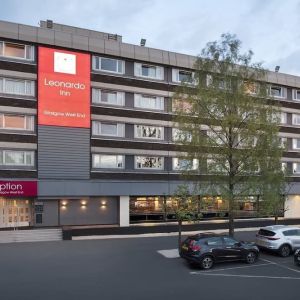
[59,197,118,226]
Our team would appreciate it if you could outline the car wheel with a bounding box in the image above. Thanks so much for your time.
[246,251,257,264]
[200,256,214,270]
[279,244,291,257]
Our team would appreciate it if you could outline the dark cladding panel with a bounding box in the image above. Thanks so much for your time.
[38,125,90,179]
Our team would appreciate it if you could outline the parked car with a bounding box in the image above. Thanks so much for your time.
[180,233,259,270]
[255,225,300,257]
[294,249,300,265]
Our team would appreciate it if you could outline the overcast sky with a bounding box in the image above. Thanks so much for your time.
[1,0,300,75]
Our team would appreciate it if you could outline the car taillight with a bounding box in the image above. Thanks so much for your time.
[189,240,201,252]
[267,237,280,240]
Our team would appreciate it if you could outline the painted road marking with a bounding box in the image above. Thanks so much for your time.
[190,262,274,273]
[260,258,300,274]
[190,273,300,280]
[157,249,179,258]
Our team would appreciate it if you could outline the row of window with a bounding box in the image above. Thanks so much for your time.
[2,40,300,100]
[0,113,297,150]
[0,149,300,175]
[0,40,193,83]
[92,154,198,170]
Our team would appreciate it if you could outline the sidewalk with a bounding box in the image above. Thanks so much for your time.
[64,217,300,240]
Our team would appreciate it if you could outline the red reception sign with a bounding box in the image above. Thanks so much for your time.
[38,47,90,128]
[0,181,37,197]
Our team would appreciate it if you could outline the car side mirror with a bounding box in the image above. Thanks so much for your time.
[235,242,242,247]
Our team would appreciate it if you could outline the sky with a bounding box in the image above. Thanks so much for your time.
[1,0,300,75]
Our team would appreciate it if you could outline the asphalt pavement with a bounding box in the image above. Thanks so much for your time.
[0,230,299,300]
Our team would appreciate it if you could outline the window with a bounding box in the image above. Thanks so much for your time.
[172,99,192,113]
[92,121,124,137]
[135,125,163,140]
[172,128,192,142]
[293,163,300,174]
[292,139,300,150]
[280,112,287,124]
[172,69,194,83]
[206,237,223,246]
[172,158,198,171]
[207,158,229,174]
[92,88,125,106]
[206,74,230,90]
[282,230,298,237]
[207,131,225,145]
[92,154,124,169]
[134,63,164,80]
[279,137,287,148]
[281,162,287,172]
[292,114,300,125]
[0,41,34,61]
[0,77,35,96]
[135,156,164,170]
[243,81,259,95]
[223,237,238,246]
[134,94,164,110]
[0,114,34,131]
[92,56,124,74]
[269,85,285,98]
[0,150,34,166]
[293,89,300,101]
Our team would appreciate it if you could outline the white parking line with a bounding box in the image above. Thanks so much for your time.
[157,249,179,258]
[190,262,273,274]
[190,273,300,280]
[260,258,300,274]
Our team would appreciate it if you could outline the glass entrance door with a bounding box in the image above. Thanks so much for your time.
[0,198,32,228]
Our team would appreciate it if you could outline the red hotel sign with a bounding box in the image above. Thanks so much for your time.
[38,47,90,128]
[0,181,37,197]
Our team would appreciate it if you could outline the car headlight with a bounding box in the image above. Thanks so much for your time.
[295,249,300,255]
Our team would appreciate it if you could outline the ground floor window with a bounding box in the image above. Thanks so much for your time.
[129,195,276,223]
[0,198,33,228]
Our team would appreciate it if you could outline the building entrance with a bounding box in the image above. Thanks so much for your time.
[0,198,32,228]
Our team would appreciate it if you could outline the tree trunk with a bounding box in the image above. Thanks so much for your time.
[274,215,278,225]
[178,219,182,251]
[228,183,235,237]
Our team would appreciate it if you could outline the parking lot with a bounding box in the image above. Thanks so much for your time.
[0,230,299,300]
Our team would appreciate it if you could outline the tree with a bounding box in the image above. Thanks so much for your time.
[171,184,199,251]
[173,33,285,236]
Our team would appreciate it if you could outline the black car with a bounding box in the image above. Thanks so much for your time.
[294,249,300,265]
[180,233,259,270]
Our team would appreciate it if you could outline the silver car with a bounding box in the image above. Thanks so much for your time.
[255,225,300,257]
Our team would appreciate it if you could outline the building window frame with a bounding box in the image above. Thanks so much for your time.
[293,89,300,101]
[172,158,199,171]
[92,56,125,74]
[172,69,195,84]
[0,41,34,61]
[92,88,125,106]
[0,77,35,96]
[292,114,300,126]
[269,85,286,99]
[92,154,124,169]
[134,94,164,111]
[134,125,164,140]
[0,113,34,132]
[135,156,164,170]
[92,121,124,137]
[134,63,164,80]
[0,150,34,167]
